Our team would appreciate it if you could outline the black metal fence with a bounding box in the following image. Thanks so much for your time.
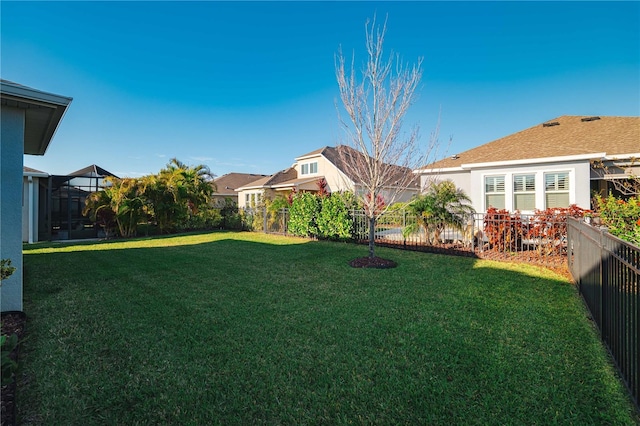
[567,217,639,410]
[243,207,639,408]
[243,207,573,269]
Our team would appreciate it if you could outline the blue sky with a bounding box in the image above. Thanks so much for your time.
[2,1,639,178]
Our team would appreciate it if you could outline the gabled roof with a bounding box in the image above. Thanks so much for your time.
[236,168,299,191]
[213,172,269,196]
[420,115,640,171]
[323,145,420,189]
[23,166,46,174]
[1,79,72,155]
[68,164,118,178]
[247,145,420,192]
[23,166,49,177]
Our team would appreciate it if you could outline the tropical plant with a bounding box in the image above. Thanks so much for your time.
[83,176,146,238]
[483,207,523,252]
[83,189,118,237]
[526,205,590,255]
[403,181,475,244]
[109,177,147,238]
[141,158,215,234]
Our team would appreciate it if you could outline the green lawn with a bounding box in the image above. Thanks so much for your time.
[19,231,638,424]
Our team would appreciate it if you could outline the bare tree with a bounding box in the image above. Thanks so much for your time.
[335,16,437,259]
[591,157,640,197]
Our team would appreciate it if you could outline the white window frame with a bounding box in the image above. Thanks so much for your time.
[485,175,505,210]
[513,174,536,211]
[544,171,570,208]
[300,161,318,176]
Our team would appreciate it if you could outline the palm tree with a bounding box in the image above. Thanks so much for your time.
[403,180,475,244]
[144,159,215,233]
[84,176,146,238]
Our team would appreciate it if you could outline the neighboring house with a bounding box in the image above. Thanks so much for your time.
[50,165,117,240]
[211,172,268,207]
[22,166,49,243]
[1,79,72,311]
[415,116,640,214]
[236,145,421,208]
[21,164,116,243]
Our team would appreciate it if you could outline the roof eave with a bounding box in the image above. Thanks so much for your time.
[1,80,73,155]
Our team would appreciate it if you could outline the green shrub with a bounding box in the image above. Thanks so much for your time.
[317,192,355,240]
[0,259,18,386]
[595,194,640,245]
[288,192,320,237]
[220,198,242,230]
[1,259,16,281]
[1,334,18,386]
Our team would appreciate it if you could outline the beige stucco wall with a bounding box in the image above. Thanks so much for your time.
[295,155,353,193]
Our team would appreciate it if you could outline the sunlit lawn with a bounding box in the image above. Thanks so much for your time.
[19,231,638,424]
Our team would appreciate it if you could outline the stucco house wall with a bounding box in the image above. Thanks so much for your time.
[1,106,26,311]
[416,116,639,214]
[467,160,591,213]
[294,152,352,194]
[22,169,49,243]
[1,80,72,311]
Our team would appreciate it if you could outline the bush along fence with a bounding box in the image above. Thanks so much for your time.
[568,217,639,411]
[241,203,591,270]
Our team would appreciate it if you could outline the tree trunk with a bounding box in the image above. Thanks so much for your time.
[368,215,376,258]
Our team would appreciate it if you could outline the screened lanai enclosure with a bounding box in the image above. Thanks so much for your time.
[49,165,116,240]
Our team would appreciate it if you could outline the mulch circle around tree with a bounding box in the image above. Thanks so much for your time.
[1,311,26,426]
[349,256,398,269]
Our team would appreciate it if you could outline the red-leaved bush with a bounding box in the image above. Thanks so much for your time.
[484,205,590,254]
[483,207,523,251]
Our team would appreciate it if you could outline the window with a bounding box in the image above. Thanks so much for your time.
[513,174,535,211]
[485,175,505,209]
[545,172,570,208]
[301,162,318,175]
[245,194,250,204]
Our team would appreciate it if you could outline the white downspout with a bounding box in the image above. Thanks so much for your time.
[28,175,34,244]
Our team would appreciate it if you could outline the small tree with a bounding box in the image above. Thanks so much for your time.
[335,16,437,259]
[591,158,640,197]
[403,181,475,244]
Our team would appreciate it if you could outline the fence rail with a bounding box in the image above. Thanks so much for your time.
[567,217,639,410]
[242,207,573,269]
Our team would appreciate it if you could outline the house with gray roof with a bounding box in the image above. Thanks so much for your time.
[211,172,269,207]
[414,115,640,214]
[236,145,420,208]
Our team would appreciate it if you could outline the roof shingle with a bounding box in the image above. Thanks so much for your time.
[423,115,640,170]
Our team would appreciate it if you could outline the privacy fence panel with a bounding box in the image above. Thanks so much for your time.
[568,217,639,410]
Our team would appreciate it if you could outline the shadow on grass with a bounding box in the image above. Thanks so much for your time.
[18,231,639,425]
